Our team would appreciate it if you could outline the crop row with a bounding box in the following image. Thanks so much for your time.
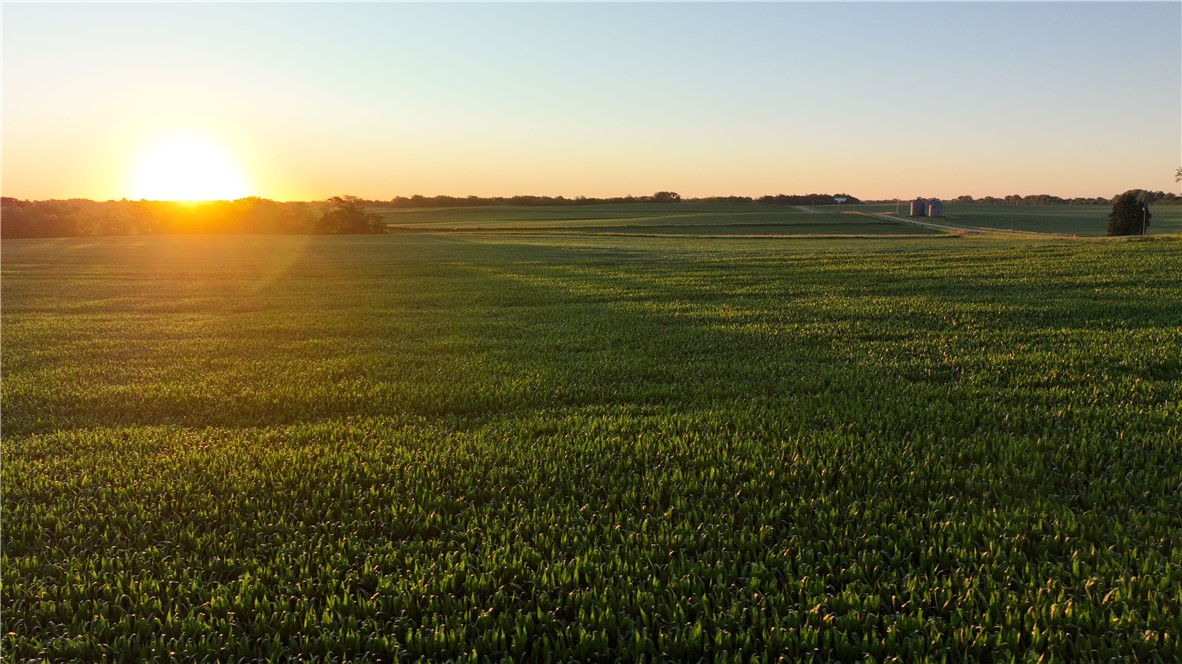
[3,234,1179,660]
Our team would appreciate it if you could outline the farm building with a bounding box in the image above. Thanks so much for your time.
[908,198,944,218]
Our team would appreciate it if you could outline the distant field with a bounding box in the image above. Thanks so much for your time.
[940,204,1182,236]
[4,231,1180,660]
[374,202,1182,238]
[374,203,939,237]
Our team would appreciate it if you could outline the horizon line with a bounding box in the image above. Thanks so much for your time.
[6,190,1176,205]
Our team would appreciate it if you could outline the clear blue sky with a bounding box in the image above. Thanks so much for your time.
[4,2,1179,200]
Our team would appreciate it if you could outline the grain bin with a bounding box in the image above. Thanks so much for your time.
[926,200,944,218]
[910,198,927,217]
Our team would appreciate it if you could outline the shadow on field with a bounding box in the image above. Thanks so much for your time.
[519,249,1174,526]
[5,233,1180,659]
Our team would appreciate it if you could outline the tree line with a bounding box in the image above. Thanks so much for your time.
[0,196,384,239]
[381,193,684,208]
[5,189,1179,238]
[944,191,1181,206]
[369,192,862,207]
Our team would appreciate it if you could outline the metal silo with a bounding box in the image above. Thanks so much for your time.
[910,198,927,217]
[926,200,944,218]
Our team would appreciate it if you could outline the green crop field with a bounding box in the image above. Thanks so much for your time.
[937,204,1182,237]
[375,203,936,237]
[3,219,1181,661]
[375,202,1182,239]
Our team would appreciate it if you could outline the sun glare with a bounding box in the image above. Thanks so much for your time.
[129,134,249,201]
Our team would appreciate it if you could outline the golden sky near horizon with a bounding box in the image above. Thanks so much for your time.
[3,3,1179,202]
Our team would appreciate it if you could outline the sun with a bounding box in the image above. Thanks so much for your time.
[129,134,249,201]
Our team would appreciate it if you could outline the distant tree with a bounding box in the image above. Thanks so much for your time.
[1117,189,1179,205]
[1175,166,1181,192]
[695,195,753,204]
[652,191,681,202]
[1107,191,1151,236]
[315,196,386,234]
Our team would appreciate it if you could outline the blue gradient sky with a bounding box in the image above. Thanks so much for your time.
[4,2,1179,200]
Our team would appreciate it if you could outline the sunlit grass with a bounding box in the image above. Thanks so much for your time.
[3,232,1180,659]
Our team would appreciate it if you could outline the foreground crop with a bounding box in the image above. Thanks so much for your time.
[3,234,1180,660]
